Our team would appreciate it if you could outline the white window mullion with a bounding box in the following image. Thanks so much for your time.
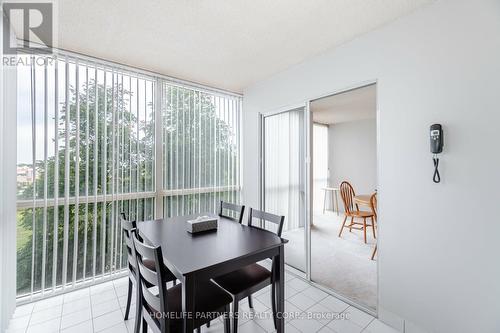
[101,70,107,276]
[52,58,59,291]
[82,64,89,281]
[41,61,48,295]
[72,60,80,286]
[29,56,36,298]
[154,78,163,219]
[92,66,99,281]
[109,71,115,276]
[62,58,70,289]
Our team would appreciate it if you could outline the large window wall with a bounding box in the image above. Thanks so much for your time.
[16,53,242,301]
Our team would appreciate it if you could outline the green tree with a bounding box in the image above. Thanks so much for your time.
[16,70,238,295]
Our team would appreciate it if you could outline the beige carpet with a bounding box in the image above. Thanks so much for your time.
[282,211,377,310]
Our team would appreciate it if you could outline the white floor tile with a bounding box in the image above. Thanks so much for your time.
[287,292,317,311]
[32,295,64,312]
[238,320,266,333]
[318,326,336,333]
[26,317,60,333]
[289,314,325,333]
[256,291,273,309]
[90,281,115,295]
[343,306,374,328]
[318,296,350,313]
[285,283,300,298]
[287,278,311,292]
[29,305,62,325]
[63,288,90,303]
[61,307,92,329]
[328,318,364,333]
[253,310,277,332]
[92,309,123,332]
[12,303,34,319]
[92,298,121,318]
[91,289,117,306]
[301,286,329,302]
[98,322,128,333]
[6,316,30,331]
[61,320,94,333]
[363,319,400,333]
[306,302,337,326]
[62,296,91,316]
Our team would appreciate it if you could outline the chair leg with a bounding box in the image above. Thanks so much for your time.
[134,282,141,333]
[141,317,147,333]
[224,305,231,333]
[124,277,133,320]
[232,300,239,333]
[338,215,348,237]
[349,217,354,232]
[371,245,377,260]
[363,218,367,244]
[248,295,253,309]
[371,217,376,239]
[271,283,278,330]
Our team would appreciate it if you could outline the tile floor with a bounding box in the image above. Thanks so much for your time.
[7,271,398,333]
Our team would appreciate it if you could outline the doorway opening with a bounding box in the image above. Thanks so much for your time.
[308,83,378,310]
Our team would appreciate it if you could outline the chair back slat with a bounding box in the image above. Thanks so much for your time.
[132,232,170,329]
[247,208,285,237]
[219,200,245,223]
[370,193,378,221]
[142,283,162,312]
[340,181,357,214]
[121,214,137,272]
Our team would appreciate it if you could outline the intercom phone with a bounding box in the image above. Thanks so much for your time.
[430,124,443,183]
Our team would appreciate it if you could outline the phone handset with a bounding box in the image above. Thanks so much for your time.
[430,124,443,183]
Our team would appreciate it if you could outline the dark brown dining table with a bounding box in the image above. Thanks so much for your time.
[137,213,287,333]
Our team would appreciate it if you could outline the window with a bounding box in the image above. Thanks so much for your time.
[16,53,242,300]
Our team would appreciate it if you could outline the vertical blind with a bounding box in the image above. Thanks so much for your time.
[16,53,242,300]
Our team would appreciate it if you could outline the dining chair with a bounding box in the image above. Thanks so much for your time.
[212,208,285,333]
[370,193,378,260]
[219,200,245,224]
[338,181,376,243]
[131,231,232,333]
[121,213,177,333]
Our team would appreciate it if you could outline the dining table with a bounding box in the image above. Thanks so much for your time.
[137,213,288,333]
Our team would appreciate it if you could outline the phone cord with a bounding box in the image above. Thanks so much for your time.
[433,156,441,183]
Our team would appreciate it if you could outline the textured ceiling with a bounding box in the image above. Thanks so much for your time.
[15,0,433,92]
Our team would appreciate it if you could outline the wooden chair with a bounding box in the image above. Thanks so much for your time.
[131,231,232,333]
[212,208,285,333]
[370,193,378,260]
[121,213,177,333]
[219,200,245,224]
[338,181,376,243]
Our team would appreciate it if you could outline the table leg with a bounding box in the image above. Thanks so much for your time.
[323,190,327,214]
[276,245,285,333]
[182,274,196,333]
[334,190,339,216]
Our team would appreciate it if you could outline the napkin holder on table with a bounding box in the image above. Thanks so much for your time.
[186,215,218,234]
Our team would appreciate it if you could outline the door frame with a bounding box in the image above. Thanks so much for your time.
[257,79,380,316]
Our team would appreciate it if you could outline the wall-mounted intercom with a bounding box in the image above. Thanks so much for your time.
[430,124,443,183]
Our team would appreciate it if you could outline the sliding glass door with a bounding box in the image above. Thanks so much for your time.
[261,108,307,272]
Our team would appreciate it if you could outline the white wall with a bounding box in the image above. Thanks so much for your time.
[242,0,500,332]
[328,119,377,195]
[0,11,18,332]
